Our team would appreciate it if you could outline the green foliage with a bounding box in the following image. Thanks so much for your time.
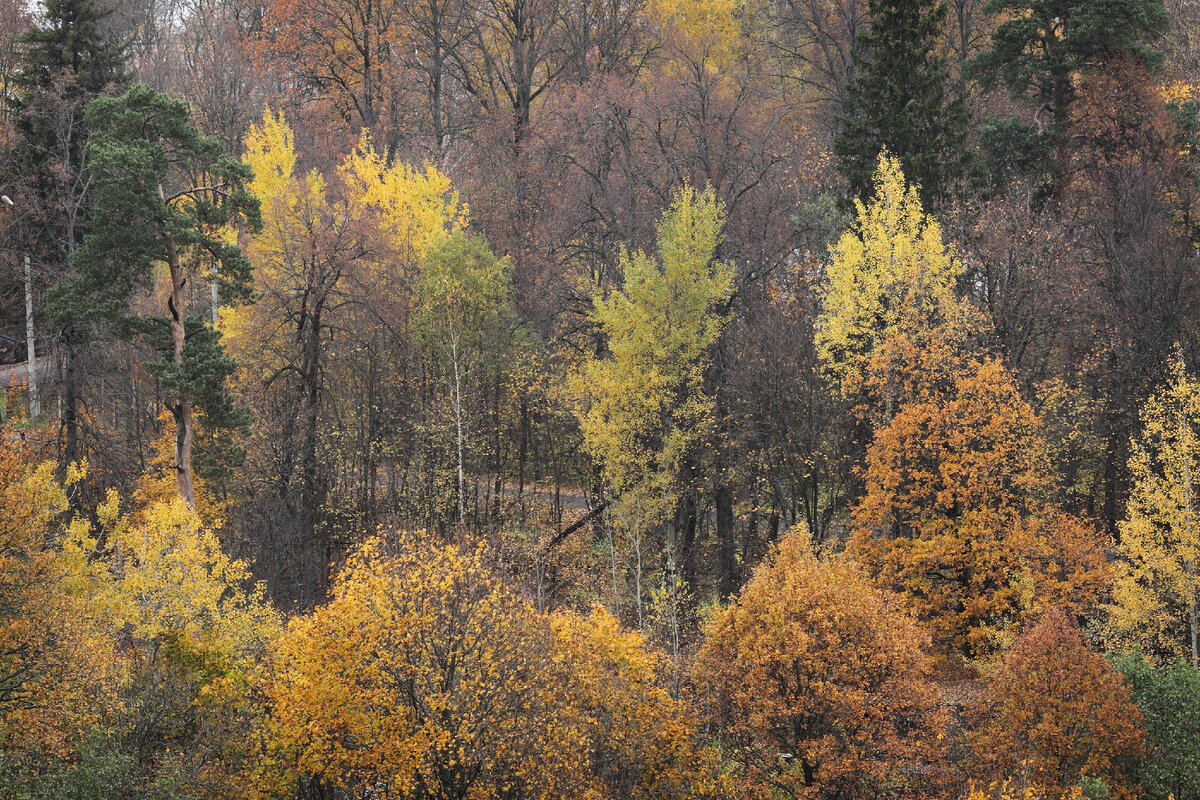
[7,0,128,186]
[54,84,260,326]
[415,230,515,358]
[12,0,127,100]
[834,0,969,209]
[969,0,1168,190]
[1113,653,1200,800]
[50,84,261,467]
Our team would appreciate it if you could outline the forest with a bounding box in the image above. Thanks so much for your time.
[2,0,1200,796]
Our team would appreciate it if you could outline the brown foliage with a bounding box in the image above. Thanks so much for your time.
[967,609,1146,798]
[694,529,949,800]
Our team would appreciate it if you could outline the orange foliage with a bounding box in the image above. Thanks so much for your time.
[851,359,1109,658]
[269,531,579,800]
[0,441,115,758]
[694,528,948,800]
[967,609,1145,799]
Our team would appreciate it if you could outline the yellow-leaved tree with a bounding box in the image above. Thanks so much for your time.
[816,153,981,421]
[551,606,728,800]
[0,444,116,760]
[228,108,469,601]
[267,531,579,800]
[1106,351,1200,666]
[62,495,279,795]
[575,185,733,647]
[340,133,467,265]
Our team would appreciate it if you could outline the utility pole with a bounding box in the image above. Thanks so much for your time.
[24,253,38,418]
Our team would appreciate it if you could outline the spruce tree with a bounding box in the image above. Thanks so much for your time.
[7,0,128,470]
[834,0,969,211]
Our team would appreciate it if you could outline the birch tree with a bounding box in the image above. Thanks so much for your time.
[1107,351,1200,666]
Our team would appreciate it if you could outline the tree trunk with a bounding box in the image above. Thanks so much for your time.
[164,228,195,506]
[24,255,38,418]
[716,481,736,597]
[450,325,465,527]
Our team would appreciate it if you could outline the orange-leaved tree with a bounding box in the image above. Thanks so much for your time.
[268,531,580,800]
[552,606,728,800]
[850,358,1109,658]
[694,527,948,800]
[967,609,1145,799]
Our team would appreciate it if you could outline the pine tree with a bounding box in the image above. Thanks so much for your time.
[62,84,260,505]
[7,0,129,471]
[969,0,1168,198]
[833,0,969,210]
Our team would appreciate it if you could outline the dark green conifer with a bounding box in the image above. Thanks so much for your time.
[834,0,970,211]
[970,0,1168,196]
[6,0,129,471]
[61,85,260,502]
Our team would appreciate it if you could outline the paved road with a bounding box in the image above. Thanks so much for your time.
[495,482,591,511]
[0,358,42,388]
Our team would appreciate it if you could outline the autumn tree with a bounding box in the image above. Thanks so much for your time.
[767,0,868,125]
[229,109,469,600]
[63,84,261,506]
[850,357,1108,658]
[415,231,518,527]
[816,154,982,422]
[268,531,578,800]
[576,185,733,639]
[1105,353,1200,666]
[552,606,727,800]
[229,108,371,603]
[0,444,112,761]
[967,609,1145,798]
[259,0,408,152]
[52,493,279,798]
[1068,58,1200,534]
[694,527,948,800]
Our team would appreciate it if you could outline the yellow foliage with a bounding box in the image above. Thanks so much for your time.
[963,783,1084,800]
[817,153,964,406]
[1162,79,1200,106]
[0,446,117,758]
[577,185,733,516]
[71,495,278,660]
[552,606,729,800]
[243,108,298,216]
[1106,350,1200,665]
[340,132,467,263]
[131,409,228,529]
[647,0,742,62]
[268,531,578,799]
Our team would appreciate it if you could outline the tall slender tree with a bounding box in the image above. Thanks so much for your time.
[61,84,260,506]
[834,0,969,209]
[8,0,128,472]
